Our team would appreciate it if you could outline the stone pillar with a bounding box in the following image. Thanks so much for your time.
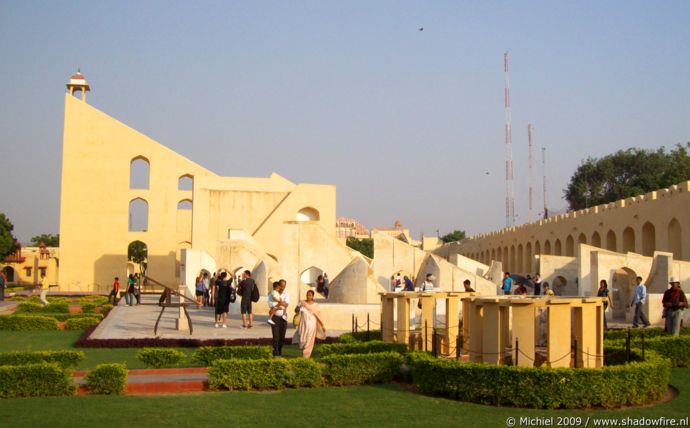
[381,294,395,342]
[511,301,537,367]
[574,301,599,368]
[419,294,435,352]
[547,300,571,368]
[468,300,483,362]
[396,294,411,344]
[481,300,503,365]
[176,285,189,331]
[444,293,460,355]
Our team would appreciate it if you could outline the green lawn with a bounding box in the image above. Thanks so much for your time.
[0,331,688,427]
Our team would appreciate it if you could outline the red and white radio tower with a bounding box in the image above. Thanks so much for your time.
[528,123,534,222]
[504,51,515,227]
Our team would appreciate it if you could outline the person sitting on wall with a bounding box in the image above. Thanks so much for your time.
[543,282,554,296]
[514,282,528,295]
[403,276,415,291]
[502,272,513,295]
[463,279,475,292]
[421,273,435,292]
[533,273,542,296]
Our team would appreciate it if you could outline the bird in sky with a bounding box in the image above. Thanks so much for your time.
[419,27,423,31]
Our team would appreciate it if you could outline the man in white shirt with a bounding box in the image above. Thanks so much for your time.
[421,273,435,292]
[629,276,651,328]
[268,279,290,356]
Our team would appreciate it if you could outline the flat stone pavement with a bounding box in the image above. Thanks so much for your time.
[90,295,349,340]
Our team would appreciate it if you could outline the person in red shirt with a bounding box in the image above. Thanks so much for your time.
[108,277,120,304]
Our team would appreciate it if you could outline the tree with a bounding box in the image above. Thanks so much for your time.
[440,230,466,243]
[0,214,17,260]
[29,234,59,247]
[564,143,690,211]
[127,240,148,275]
[346,237,374,259]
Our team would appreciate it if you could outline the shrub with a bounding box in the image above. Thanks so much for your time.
[65,316,101,330]
[607,335,690,368]
[321,352,404,386]
[287,358,322,387]
[0,350,84,369]
[78,296,109,305]
[191,346,272,366]
[407,349,670,409]
[16,301,69,314]
[604,327,690,341]
[0,315,59,331]
[0,363,74,398]
[101,304,114,315]
[338,330,382,343]
[136,348,186,368]
[80,302,97,313]
[86,363,127,395]
[317,340,407,357]
[209,359,291,391]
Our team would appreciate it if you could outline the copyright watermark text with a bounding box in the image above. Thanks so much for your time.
[505,416,689,427]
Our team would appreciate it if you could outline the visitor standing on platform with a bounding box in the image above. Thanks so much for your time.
[203,272,210,306]
[126,274,136,306]
[293,290,326,358]
[597,279,613,329]
[108,277,120,304]
[663,277,688,336]
[533,273,542,296]
[39,272,49,304]
[502,272,513,295]
[268,279,290,357]
[238,270,256,328]
[629,276,651,328]
[421,274,435,291]
[195,275,205,308]
[214,272,232,328]
[403,276,415,291]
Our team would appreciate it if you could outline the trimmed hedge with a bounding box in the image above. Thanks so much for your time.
[80,302,97,313]
[86,363,127,395]
[318,340,407,357]
[137,348,186,368]
[11,313,104,322]
[321,352,404,386]
[191,345,272,366]
[16,301,69,314]
[605,327,690,341]
[209,358,321,391]
[0,315,59,331]
[407,348,670,409]
[607,335,690,368]
[0,363,74,398]
[65,316,102,330]
[0,350,84,369]
[338,330,382,343]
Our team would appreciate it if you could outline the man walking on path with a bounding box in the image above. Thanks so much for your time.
[630,276,651,328]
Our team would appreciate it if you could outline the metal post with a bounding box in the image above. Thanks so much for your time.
[625,329,631,363]
[432,332,438,357]
[456,335,462,360]
[367,313,370,341]
[355,316,358,333]
[515,338,519,367]
[573,336,578,368]
[641,330,645,361]
[352,314,354,333]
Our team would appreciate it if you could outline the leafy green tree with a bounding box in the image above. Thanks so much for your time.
[440,230,466,243]
[29,233,59,247]
[564,143,690,210]
[127,240,148,275]
[0,214,18,260]
[346,237,374,259]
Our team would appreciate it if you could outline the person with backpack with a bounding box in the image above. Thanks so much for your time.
[214,271,233,328]
[238,270,258,328]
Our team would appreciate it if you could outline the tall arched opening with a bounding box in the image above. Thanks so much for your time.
[668,218,682,259]
[641,222,656,256]
[565,235,575,257]
[591,232,601,248]
[130,156,150,189]
[623,227,635,253]
[606,230,617,251]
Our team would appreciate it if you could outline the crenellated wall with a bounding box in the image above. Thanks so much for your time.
[443,182,690,274]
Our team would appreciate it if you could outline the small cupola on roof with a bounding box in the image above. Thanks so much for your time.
[66,69,91,102]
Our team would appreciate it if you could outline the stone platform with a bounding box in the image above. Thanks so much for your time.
[90,295,349,340]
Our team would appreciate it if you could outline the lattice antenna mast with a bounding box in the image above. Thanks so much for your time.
[504,51,515,227]
[528,124,534,222]
[542,146,548,219]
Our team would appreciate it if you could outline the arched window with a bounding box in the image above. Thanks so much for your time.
[591,232,601,248]
[177,199,192,210]
[565,235,574,257]
[578,233,587,245]
[543,240,551,255]
[127,240,148,276]
[130,156,150,189]
[641,222,656,256]
[606,230,617,251]
[668,218,682,259]
[517,244,524,274]
[525,242,533,274]
[296,207,320,222]
[623,227,635,253]
[128,198,148,232]
[554,239,562,256]
[178,174,193,191]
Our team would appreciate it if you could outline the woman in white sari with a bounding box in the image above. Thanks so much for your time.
[293,290,326,358]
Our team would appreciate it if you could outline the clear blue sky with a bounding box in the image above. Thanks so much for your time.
[1,1,689,243]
